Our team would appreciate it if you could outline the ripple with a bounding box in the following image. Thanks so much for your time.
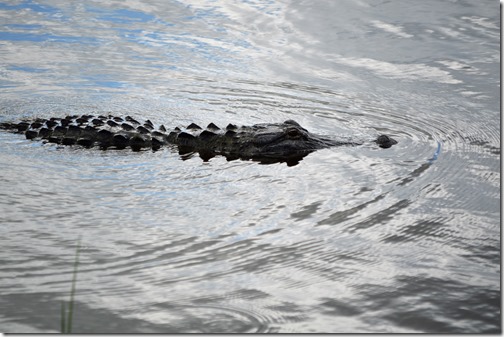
[146,303,270,333]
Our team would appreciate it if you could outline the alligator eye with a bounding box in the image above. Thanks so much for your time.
[286,128,302,139]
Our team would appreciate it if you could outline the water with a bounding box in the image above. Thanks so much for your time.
[0,0,499,333]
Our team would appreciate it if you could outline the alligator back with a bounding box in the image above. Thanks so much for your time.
[0,114,169,151]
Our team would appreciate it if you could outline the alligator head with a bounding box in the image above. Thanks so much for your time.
[226,120,359,165]
[224,119,397,165]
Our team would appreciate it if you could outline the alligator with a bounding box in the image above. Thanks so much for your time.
[0,114,397,165]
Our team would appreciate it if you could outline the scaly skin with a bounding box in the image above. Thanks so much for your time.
[0,114,397,165]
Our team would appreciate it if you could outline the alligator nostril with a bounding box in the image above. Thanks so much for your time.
[375,135,398,148]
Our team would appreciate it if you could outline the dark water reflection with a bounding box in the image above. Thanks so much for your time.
[0,0,499,333]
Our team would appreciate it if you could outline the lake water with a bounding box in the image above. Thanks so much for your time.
[0,0,500,333]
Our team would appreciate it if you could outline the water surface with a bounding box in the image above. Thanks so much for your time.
[0,0,499,333]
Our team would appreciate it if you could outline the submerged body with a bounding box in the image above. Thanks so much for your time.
[0,114,397,165]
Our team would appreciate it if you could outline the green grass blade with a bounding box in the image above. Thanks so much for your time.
[60,237,81,333]
[66,237,81,333]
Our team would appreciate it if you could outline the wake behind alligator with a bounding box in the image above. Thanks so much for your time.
[0,114,397,166]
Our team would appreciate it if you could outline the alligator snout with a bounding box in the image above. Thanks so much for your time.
[375,135,398,149]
